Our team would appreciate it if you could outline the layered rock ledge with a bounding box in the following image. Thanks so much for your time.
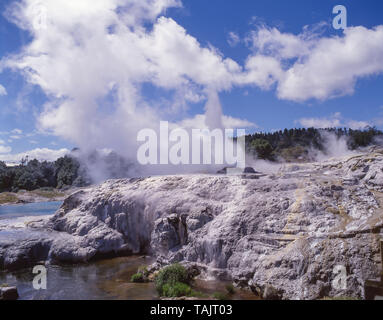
[2,148,383,299]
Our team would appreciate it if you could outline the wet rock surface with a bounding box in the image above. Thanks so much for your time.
[2,148,383,299]
[0,286,19,300]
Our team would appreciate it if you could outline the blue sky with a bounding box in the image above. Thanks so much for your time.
[0,0,382,162]
[167,0,383,131]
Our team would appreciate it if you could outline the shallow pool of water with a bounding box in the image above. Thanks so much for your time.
[0,256,259,300]
[0,201,62,220]
[0,256,156,300]
[0,201,258,300]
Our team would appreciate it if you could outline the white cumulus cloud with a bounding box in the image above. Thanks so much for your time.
[297,112,371,129]
[178,114,256,130]
[227,32,240,47]
[247,25,383,101]
[0,145,12,154]
[346,120,371,130]
[298,112,342,128]
[0,148,69,164]
[11,128,23,134]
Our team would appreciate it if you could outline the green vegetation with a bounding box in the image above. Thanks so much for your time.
[131,265,150,283]
[0,155,90,193]
[0,149,134,193]
[248,139,274,160]
[245,127,383,162]
[162,282,192,297]
[31,189,65,199]
[138,266,149,276]
[132,263,235,300]
[131,273,145,283]
[155,264,189,296]
[0,193,18,205]
[154,264,203,298]
[0,188,66,205]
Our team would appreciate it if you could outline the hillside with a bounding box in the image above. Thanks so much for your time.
[245,127,383,162]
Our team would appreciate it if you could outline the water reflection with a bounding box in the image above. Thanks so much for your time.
[0,256,258,300]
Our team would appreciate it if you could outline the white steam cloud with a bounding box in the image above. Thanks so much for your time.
[0,147,69,165]
[2,0,244,173]
[314,131,356,161]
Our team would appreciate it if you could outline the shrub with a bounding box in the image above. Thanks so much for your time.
[162,282,192,298]
[138,266,149,277]
[225,284,235,295]
[131,273,145,283]
[155,264,189,296]
[249,139,273,160]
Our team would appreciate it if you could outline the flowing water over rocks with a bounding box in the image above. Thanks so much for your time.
[2,148,383,299]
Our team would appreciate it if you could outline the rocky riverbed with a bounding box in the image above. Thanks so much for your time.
[1,148,383,299]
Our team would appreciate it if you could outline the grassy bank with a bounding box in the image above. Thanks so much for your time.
[0,193,19,205]
[0,188,67,205]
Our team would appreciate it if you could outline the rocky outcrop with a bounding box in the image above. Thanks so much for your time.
[1,148,383,299]
[0,286,19,300]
